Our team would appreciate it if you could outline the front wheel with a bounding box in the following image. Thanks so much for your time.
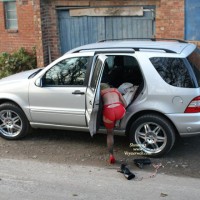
[0,103,30,140]
[129,114,176,157]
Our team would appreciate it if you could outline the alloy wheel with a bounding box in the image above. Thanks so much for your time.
[0,110,23,137]
[135,122,167,154]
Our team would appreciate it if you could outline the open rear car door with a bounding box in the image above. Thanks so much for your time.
[86,54,107,137]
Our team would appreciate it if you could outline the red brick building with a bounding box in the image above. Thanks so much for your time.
[0,0,36,55]
[0,0,199,67]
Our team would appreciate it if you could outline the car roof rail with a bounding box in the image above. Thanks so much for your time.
[80,48,135,54]
[98,38,188,43]
[151,38,188,43]
[98,38,151,42]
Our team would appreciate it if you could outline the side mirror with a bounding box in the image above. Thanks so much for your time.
[35,77,42,87]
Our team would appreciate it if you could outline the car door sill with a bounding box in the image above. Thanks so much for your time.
[30,122,88,132]
[30,122,126,135]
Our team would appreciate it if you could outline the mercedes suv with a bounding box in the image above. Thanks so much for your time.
[0,39,200,157]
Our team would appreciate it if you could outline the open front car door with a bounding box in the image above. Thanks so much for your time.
[86,54,107,137]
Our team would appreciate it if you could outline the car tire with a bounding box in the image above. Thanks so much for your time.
[0,103,30,140]
[129,114,176,157]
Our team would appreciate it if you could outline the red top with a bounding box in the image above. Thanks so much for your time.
[101,88,121,97]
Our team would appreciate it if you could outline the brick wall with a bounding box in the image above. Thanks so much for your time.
[33,0,48,67]
[156,0,184,39]
[190,41,200,49]
[0,0,36,55]
[0,0,198,68]
[39,0,91,66]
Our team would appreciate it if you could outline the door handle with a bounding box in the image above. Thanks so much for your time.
[89,100,92,105]
[72,90,85,95]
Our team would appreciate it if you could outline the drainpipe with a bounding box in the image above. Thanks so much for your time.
[48,45,52,64]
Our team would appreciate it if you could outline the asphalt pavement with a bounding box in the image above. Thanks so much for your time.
[0,158,200,200]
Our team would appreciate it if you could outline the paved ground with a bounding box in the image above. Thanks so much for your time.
[0,158,200,200]
[0,129,200,199]
[0,129,200,178]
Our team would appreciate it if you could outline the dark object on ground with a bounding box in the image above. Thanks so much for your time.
[118,164,135,180]
[134,158,151,169]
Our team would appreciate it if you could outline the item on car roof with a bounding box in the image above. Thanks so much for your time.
[134,158,152,169]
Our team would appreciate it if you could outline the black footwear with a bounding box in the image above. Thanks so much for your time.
[119,164,135,180]
[134,158,151,169]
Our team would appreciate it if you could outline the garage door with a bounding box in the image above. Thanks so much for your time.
[185,0,200,40]
[58,8,155,54]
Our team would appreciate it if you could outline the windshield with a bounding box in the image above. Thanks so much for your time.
[187,48,200,87]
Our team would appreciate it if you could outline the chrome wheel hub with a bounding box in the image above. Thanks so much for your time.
[5,119,13,127]
[146,132,157,144]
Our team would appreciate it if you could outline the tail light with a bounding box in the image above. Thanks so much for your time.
[184,96,200,113]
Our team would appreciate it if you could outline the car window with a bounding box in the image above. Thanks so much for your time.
[101,55,142,87]
[43,57,90,86]
[90,58,103,90]
[187,48,200,87]
[150,57,194,88]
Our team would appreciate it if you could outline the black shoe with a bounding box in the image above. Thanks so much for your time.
[134,158,151,169]
[119,164,135,180]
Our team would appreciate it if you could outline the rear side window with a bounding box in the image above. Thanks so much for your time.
[187,48,200,87]
[150,57,194,88]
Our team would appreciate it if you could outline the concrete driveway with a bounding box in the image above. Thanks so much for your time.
[0,158,200,200]
[0,129,200,199]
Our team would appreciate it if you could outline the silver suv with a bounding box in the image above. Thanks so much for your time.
[0,39,200,157]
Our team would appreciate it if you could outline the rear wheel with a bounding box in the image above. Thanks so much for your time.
[129,114,176,157]
[0,103,30,139]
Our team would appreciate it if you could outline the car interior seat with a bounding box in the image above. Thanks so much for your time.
[109,56,124,87]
